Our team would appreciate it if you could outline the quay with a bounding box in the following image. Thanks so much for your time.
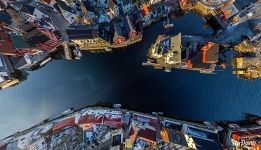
[0,104,260,150]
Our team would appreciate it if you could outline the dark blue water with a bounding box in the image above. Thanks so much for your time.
[0,11,260,138]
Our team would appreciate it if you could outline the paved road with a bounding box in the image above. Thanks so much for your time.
[237,1,261,24]
[35,5,69,41]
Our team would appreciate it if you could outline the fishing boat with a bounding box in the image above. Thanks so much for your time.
[163,17,174,29]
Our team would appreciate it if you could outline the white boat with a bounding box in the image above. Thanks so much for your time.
[113,104,122,109]
[62,108,74,115]
[163,17,174,29]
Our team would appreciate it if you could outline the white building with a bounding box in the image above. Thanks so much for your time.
[56,0,78,24]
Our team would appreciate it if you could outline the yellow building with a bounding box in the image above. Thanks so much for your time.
[144,33,182,72]
[232,57,261,80]
[66,26,111,51]
[234,40,257,53]
[124,139,133,149]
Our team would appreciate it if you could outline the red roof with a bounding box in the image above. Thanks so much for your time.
[0,28,38,56]
[36,28,59,51]
[53,117,76,131]
[0,30,21,56]
[137,128,157,143]
[79,114,122,128]
[40,0,52,4]
[231,128,261,141]
[79,114,103,124]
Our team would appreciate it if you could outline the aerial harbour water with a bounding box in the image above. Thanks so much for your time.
[0,6,260,139]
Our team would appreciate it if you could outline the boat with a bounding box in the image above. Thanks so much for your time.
[62,107,74,115]
[113,103,122,109]
[163,17,174,29]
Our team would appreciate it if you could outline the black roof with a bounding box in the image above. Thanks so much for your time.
[206,43,219,62]
[53,3,62,13]
[20,22,49,45]
[20,22,36,32]
[122,15,136,33]
[24,29,49,45]
[113,22,124,37]
[56,0,75,13]
[20,4,35,15]
[0,11,12,25]
[82,0,95,12]
[0,55,15,76]
[66,26,100,40]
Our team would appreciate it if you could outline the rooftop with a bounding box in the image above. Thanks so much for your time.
[0,30,20,56]
[0,11,12,25]
[66,26,100,40]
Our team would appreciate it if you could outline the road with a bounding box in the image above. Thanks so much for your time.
[34,4,69,41]
[237,0,261,24]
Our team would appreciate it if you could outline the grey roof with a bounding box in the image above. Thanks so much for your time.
[122,15,136,33]
[66,26,100,39]
[82,0,95,12]
[113,22,124,37]
[206,43,219,62]
[0,55,15,77]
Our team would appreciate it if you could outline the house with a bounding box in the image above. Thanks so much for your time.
[66,25,110,50]
[200,42,219,64]
[79,0,96,24]
[0,55,20,89]
[19,4,36,22]
[18,4,55,30]
[53,116,76,132]
[20,22,59,51]
[107,0,119,17]
[122,15,138,39]
[0,29,36,56]
[113,22,126,45]
[10,35,40,55]
[56,0,78,24]
[229,127,261,149]
[190,42,219,73]
[148,33,182,65]
[82,0,98,19]
[218,3,238,21]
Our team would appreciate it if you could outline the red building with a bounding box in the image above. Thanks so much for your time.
[52,116,76,132]
[21,22,59,52]
[0,28,37,56]
[79,113,123,129]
